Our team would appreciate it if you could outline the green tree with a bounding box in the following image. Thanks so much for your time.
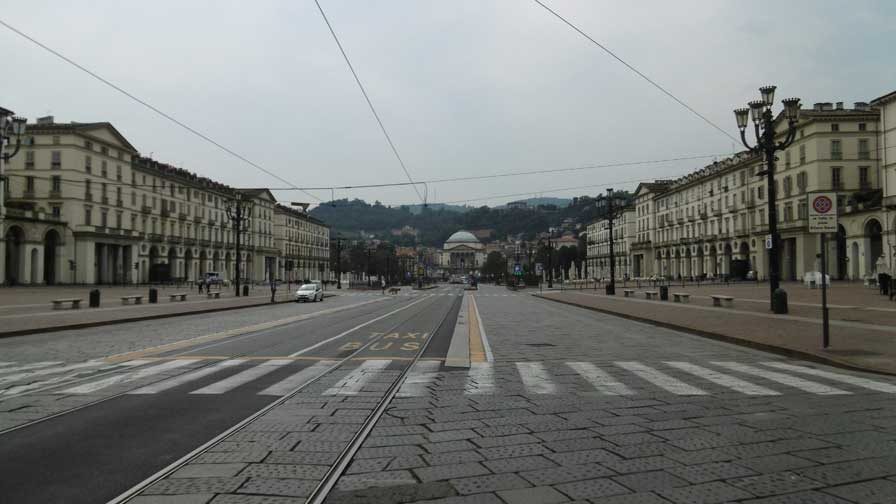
[481,251,506,281]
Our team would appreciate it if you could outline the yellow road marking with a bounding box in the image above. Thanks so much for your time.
[469,295,486,363]
[103,298,387,363]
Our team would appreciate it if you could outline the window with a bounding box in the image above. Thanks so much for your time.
[84,140,93,150]
[25,151,34,169]
[51,205,61,218]
[859,123,867,131]
[131,191,136,206]
[52,136,60,145]
[858,139,870,160]
[131,172,136,186]
[797,171,807,192]
[830,140,842,160]
[101,160,108,178]
[832,166,842,189]
[101,210,108,228]
[798,201,807,219]
[84,207,92,225]
[783,176,792,196]
[799,144,806,165]
[115,212,122,229]
[116,165,122,181]
[85,179,92,199]
[116,187,122,204]
[85,156,92,172]
[859,166,870,189]
[757,186,764,200]
[831,123,839,132]
[784,150,791,168]
[51,176,61,193]
[51,151,61,169]
[25,176,35,194]
[100,146,108,155]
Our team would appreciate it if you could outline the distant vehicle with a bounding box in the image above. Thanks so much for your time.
[204,272,222,285]
[449,275,463,284]
[295,283,323,302]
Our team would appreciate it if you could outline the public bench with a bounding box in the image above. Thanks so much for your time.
[120,295,143,305]
[711,294,734,307]
[169,293,188,302]
[644,290,659,300]
[206,291,221,299]
[672,292,690,303]
[52,298,82,310]
[623,289,636,297]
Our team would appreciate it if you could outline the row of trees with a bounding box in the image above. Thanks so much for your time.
[479,243,588,283]
[330,241,422,286]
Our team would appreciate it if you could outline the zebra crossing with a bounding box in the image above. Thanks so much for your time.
[337,292,521,298]
[4,356,895,399]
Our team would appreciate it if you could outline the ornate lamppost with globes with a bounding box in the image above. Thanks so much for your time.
[1,109,28,222]
[733,86,801,313]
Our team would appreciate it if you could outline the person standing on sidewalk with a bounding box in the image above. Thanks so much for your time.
[381,278,386,295]
[198,279,204,294]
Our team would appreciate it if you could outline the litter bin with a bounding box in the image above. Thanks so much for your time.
[89,289,101,308]
[148,288,158,304]
[605,283,615,295]
[242,285,249,296]
[659,285,669,301]
[772,288,788,314]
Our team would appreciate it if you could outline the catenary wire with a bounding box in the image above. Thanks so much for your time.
[313,0,424,204]
[532,0,738,143]
[0,17,322,203]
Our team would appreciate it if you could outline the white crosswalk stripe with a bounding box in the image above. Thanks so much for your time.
[0,362,64,376]
[60,359,194,394]
[0,361,17,367]
[191,360,291,395]
[1,360,146,396]
[665,362,779,395]
[615,361,708,395]
[324,360,391,396]
[763,362,896,393]
[465,362,495,395]
[130,360,242,394]
[711,361,849,395]
[397,361,441,397]
[259,361,337,396]
[567,362,633,395]
[516,362,557,394]
[0,361,105,386]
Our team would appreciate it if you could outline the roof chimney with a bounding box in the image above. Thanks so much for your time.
[835,102,843,110]
[36,115,54,125]
[813,103,823,111]
[854,101,870,111]
[822,102,834,111]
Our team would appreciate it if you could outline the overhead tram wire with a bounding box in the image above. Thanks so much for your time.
[531,0,739,144]
[0,18,322,203]
[313,0,424,204]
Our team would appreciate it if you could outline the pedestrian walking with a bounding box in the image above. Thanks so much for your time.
[198,279,204,294]
[381,278,386,295]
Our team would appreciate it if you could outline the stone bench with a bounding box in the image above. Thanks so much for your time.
[711,294,734,307]
[644,290,660,300]
[206,291,221,299]
[623,289,636,297]
[120,295,143,305]
[52,298,82,310]
[672,292,690,303]
[169,293,188,302]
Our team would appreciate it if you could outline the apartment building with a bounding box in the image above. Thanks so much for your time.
[274,204,330,282]
[586,208,635,280]
[1,117,328,285]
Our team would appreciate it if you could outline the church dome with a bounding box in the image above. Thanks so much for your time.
[445,230,480,244]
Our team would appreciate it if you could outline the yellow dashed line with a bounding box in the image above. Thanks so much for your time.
[469,295,486,363]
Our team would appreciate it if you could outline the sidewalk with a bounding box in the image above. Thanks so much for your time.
[537,286,896,375]
[0,285,341,337]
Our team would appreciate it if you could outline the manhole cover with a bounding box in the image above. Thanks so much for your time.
[525,343,556,347]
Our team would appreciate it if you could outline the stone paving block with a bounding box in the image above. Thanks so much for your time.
[796,457,896,486]
[554,477,631,500]
[534,429,597,442]
[658,481,754,504]
[171,464,247,478]
[519,462,616,486]
[292,440,346,452]
[482,455,557,473]
[727,471,823,497]
[611,470,689,492]
[665,461,757,484]
[544,448,621,466]
[264,451,338,465]
[603,456,681,474]
[450,472,531,495]
[387,455,426,470]
[592,424,650,436]
[236,478,318,498]
[603,432,667,446]
[354,445,425,459]
[193,451,270,464]
[735,454,818,474]
[822,479,896,503]
[334,470,417,491]
[423,450,484,466]
[496,485,567,504]
[413,493,503,504]
[794,447,880,464]
[345,457,391,475]
[588,492,672,504]
[210,495,304,504]
[362,434,428,447]
[667,436,738,451]
[371,425,429,436]
[428,429,481,443]
[428,420,488,431]
[131,496,214,504]
[239,463,328,480]
[414,462,491,482]
[470,434,540,448]
[545,437,614,453]
[608,442,683,459]
[422,440,478,453]
[324,481,457,503]
[472,425,530,437]
[477,443,550,460]
[738,490,851,503]
[720,438,834,459]
[652,428,715,441]
[144,477,247,495]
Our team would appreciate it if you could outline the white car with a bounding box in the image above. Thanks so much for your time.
[295,283,323,302]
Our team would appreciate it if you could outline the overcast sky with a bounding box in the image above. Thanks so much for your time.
[3,1,894,208]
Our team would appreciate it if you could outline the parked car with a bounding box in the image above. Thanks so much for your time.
[295,283,323,302]
[204,272,223,286]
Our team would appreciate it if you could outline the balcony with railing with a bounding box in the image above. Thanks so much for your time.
[148,233,164,242]
[141,205,152,214]
[178,212,188,220]
[183,237,196,246]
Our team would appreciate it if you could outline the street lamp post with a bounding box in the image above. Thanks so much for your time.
[1,109,27,224]
[333,236,343,289]
[734,85,801,313]
[225,193,253,297]
[598,189,625,295]
[539,230,557,289]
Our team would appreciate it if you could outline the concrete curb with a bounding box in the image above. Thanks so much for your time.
[0,293,337,339]
[535,293,896,378]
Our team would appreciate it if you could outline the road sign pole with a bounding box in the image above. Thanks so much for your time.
[821,232,830,348]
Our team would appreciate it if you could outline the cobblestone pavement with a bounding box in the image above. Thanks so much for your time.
[115,284,896,503]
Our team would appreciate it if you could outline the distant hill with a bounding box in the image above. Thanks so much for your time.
[497,197,572,208]
[403,203,470,215]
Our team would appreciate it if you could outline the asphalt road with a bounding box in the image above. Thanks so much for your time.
[0,288,463,504]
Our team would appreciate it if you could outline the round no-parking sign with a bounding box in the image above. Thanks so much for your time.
[808,193,837,233]
[812,195,833,214]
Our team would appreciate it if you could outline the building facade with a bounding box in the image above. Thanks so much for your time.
[439,230,486,277]
[274,204,330,283]
[1,117,329,285]
[586,208,635,280]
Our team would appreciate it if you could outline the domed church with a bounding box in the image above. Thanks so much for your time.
[440,230,486,276]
